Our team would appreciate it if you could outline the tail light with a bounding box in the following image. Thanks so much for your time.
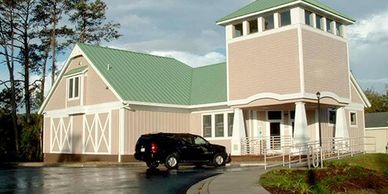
[151,143,158,154]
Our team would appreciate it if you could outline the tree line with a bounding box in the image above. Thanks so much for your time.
[364,88,388,113]
[0,0,120,162]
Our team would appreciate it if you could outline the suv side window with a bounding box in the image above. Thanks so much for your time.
[194,136,208,145]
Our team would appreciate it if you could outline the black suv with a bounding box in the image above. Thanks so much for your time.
[134,133,230,169]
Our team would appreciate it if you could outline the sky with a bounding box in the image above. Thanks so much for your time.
[1,0,388,93]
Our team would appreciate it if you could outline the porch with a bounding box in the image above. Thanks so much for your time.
[229,101,374,168]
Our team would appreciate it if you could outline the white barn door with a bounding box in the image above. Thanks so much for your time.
[50,117,73,153]
[83,112,112,154]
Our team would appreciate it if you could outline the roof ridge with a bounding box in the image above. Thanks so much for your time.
[194,62,226,69]
[77,43,179,61]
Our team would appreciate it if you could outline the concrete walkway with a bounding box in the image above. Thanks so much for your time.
[187,167,270,194]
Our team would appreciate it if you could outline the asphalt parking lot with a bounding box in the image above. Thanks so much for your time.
[0,165,227,194]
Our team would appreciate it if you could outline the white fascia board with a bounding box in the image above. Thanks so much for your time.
[217,0,354,26]
[38,45,83,114]
[350,73,371,108]
[45,101,123,117]
[228,92,350,106]
[39,44,125,114]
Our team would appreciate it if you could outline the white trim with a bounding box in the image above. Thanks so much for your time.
[118,108,125,162]
[39,45,123,114]
[191,108,233,114]
[297,25,305,93]
[365,127,388,131]
[49,116,73,154]
[216,0,354,26]
[45,101,123,117]
[349,111,358,128]
[82,111,112,154]
[300,24,347,43]
[350,74,371,107]
[201,111,234,139]
[39,46,83,114]
[228,92,349,106]
[315,109,319,141]
[228,24,298,44]
[67,76,81,101]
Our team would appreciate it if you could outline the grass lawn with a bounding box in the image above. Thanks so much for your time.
[259,154,388,194]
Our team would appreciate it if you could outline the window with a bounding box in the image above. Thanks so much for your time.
[326,19,333,33]
[280,10,291,27]
[215,114,224,137]
[68,77,80,99]
[350,112,357,126]
[263,14,274,31]
[305,10,313,27]
[336,22,343,37]
[316,15,324,30]
[248,19,258,34]
[194,136,208,145]
[202,112,233,138]
[268,111,282,120]
[234,23,243,38]
[202,115,212,137]
[329,109,336,125]
[290,111,295,138]
[228,113,234,137]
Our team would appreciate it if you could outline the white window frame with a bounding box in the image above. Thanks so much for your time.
[349,111,358,127]
[201,111,234,140]
[67,76,81,100]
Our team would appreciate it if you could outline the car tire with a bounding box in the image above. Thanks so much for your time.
[165,153,179,170]
[213,154,225,167]
[146,161,159,169]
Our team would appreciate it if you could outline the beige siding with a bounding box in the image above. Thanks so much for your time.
[307,110,317,141]
[350,82,364,104]
[228,29,300,100]
[45,56,119,111]
[302,29,350,99]
[190,113,202,135]
[125,107,190,155]
[346,110,365,139]
[84,63,118,105]
[365,129,388,153]
[43,117,50,153]
[71,114,83,154]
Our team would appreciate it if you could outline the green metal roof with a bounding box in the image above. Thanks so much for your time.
[191,63,227,105]
[365,112,388,128]
[217,0,354,24]
[64,66,88,76]
[77,43,227,106]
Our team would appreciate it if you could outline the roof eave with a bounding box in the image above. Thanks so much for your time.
[216,0,355,26]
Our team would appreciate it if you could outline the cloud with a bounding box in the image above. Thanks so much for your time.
[149,50,225,67]
[347,9,388,92]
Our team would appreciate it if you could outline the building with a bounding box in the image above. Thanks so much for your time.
[39,0,371,162]
[365,112,388,153]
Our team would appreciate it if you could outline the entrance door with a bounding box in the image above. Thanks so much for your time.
[270,122,281,150]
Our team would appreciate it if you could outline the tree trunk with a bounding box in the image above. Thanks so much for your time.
[50,3,57,86]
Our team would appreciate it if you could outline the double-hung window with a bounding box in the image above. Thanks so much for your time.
[202,112,234,138]
[68,77,80,100]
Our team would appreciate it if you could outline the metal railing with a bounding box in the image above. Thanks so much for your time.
[240,136,377,170]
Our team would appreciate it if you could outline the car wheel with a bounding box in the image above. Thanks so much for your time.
[213,154,225,167]
[146,161,159,169]
[165,154,179,170]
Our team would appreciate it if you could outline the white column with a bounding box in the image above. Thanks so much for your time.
[252,111,259,138]
[274,12,280,28]
[232,108,246,155]
[294,102,309,144]
[291,7,304,25]
[243,21,249,36]
[312,13,317,28]
[335,107,349,139]
[226,24,234,41]
[322,17,327,32]
[118,108,125,162]
[258,17,264,32]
